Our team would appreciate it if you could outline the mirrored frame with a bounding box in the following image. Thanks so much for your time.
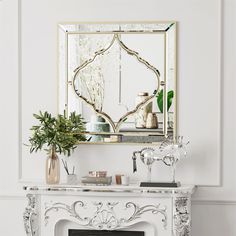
[58,21,177,144]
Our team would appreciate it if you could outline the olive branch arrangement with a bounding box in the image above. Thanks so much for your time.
[28,111,86,156]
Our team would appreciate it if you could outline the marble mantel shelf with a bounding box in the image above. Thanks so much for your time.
[23,184,196,196]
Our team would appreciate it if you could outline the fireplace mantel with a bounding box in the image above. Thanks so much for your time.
[23,184,195,236]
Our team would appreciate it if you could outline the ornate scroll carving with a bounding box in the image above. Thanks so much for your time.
[44,200,167,230]
[173,197,191,236]
[23,194,38,236]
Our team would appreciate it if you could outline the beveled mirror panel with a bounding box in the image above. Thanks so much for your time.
[58,22,177,144]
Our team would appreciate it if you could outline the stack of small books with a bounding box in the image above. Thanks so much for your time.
[81,171,112,185]
[81,176,112,185]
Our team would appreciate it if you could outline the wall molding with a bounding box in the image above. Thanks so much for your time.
[192,199,236,206]
[217,0,224,187]
[17,0,224,187]
[18,0,23,182]
[0,194,26,200]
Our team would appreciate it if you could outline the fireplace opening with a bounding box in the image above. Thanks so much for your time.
[68,229,145,236]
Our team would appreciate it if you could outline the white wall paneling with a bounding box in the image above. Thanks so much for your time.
[19,0,223,186]
[0,0,21,194]
[0,198,26,236]
[192,204,236,236]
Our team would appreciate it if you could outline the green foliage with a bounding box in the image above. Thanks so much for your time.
[28,111,86,156]
[156,89,174,113]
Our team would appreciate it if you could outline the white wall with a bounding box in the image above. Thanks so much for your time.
[20,0,222,186]
[0,0,235,235]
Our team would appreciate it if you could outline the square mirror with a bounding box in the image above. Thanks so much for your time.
[58,22,177,144]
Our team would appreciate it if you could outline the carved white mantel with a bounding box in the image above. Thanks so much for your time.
[23,185,195,236]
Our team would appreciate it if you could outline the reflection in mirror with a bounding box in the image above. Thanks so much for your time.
[58,22,177,144]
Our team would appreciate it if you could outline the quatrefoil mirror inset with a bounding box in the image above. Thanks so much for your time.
[58,22,177,144]
[73,34,160,132]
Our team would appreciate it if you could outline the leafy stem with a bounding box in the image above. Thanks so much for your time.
[28,111,86,156]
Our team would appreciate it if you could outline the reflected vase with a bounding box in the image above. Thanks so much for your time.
[86,115,110,142]
[46,147,60,184]
[135,92,152,128]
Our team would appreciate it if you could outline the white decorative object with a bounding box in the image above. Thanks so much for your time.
[132,136,189,183]
[146,113,158,129]
[135,92,153,128]
[121,175,130,186]
[23,184,195,236]
[67,174,78,185]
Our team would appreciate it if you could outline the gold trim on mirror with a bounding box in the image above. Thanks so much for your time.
[72,33,161,133]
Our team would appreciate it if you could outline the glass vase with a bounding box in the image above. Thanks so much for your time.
[46,148,60,184]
